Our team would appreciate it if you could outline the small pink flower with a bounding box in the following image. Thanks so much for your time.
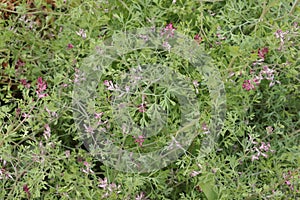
[104,80,118,90]
[275,29,288,41]
[242,80,255,91]
[20,79,30,88]
[45,107,58,118]
[216,33,226,40]
[251,154,259,161]
[248,134,258,145]
[16,59,25,67]
[194,34,202,44]
[201,123,210,134]
[37,77,46,91]
[82,161,94,174]
[76,29,87,39]
[190,170,201,177]
[74,68,86,83]
[193,80,199,94]
[22,113,31,119]
[67,43,74,49]
[258,47,268,60]
[0,159,13,180]
[275,29,289,50]
[95,112,103,119]
[98,177,108,189]
[138,103,147,113]
[193,80,199,87]
[83,124,94,134]
[285,180,291,185]
[43,124,51,140]
[266,126,273,134]
[23,184,30,197]
[252,77,261,86]
[61,83,68,87]
[134,135,145,147]
[136,192,147,200]
[15,108,21,117]
[162,41,171,51]
[65,150,70,158]
[36,77,48,98]
[161,23,176,38]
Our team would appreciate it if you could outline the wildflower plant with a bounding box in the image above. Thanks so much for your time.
[72,27,226,173]
[0,0,299,199]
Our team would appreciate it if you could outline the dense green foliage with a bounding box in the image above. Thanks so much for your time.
[0,0,299,199]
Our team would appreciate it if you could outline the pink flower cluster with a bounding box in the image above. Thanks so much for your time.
[74,68,86,83]
[98,177,121,198]
[242,80,256,91]
[253,47,268,66]
[135,191,148,200]
[44,124,51,140]
[0,158,13,180]
[161,23,176,51]
[76,29,87,39]
[250,139,275,162]
[258,47,269,61]
[36,77,48,98]
[103,80,118,91]
[274,29,289,50]
[243,65,280,91]
[215,26,226,45]
[138,103,147,113]
[283,171,299,192]
[133,135,145,147]
[20,79,30,88]
[161,23,176,38]
[82,161,94,174]
[194,34,202,44]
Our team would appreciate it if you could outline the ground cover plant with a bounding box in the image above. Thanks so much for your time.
[0,0,299,199]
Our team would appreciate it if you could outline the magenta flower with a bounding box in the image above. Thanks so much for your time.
[20,79,30,88]
[82,161,94,174]
[15,108,21,117]
[98,177,121,198]
[22,113,31,119]
[23,184,30,198]
[138,103,147,113]
[258,47,268,60]
[67,43,74,49]
[161,23,176,38]
[16,59,25,67]
[36,77,48,98]
[242,80,255,91]
[194,34,202,44]
[134,135,145,147]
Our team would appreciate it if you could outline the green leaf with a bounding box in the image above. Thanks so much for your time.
[199,174,218,200]
[199,182,218,200]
